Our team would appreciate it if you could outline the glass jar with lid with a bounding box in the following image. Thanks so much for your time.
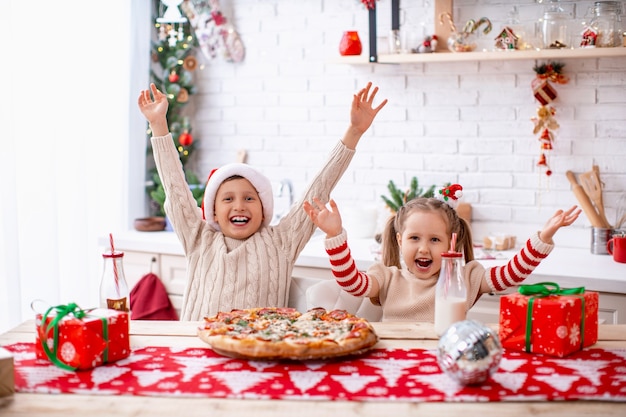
[540,0,572,49]
[587,1,623,47]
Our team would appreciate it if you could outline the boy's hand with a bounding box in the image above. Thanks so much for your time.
[303,198,343,238]
[539,205,581,243]
[350,82,388,135]
[137,83,169,136]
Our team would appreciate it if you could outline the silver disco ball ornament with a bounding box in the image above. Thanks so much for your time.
[436,319,502,385]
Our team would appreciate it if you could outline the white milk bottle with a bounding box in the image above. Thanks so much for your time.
[434,250,467,336]
[99,233,130,313]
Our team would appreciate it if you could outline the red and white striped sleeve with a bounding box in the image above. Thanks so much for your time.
[487,232,554,292]
[323,229,371,297]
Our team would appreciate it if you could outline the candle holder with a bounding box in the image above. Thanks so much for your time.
[339,31,363,56]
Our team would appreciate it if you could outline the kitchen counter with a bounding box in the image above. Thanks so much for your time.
[105,230,626,295]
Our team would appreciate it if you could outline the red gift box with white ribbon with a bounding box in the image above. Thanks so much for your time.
[498,282,598,358]
[532,78,558,105]
[35,304,130,370]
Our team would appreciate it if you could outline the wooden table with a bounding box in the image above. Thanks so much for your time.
[1,320,625,417]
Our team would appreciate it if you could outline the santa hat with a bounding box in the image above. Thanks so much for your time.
[202,163,274,231]
[436,184,463,209]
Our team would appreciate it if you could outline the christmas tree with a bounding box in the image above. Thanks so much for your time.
[146,1,204,217]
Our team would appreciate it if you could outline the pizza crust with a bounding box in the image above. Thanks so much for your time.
[198,307,379,360]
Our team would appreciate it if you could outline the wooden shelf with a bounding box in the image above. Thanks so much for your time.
[360,1,626,64]
[332,47,626,65]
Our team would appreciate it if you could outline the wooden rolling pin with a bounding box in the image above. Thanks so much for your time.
[566,170,605,228]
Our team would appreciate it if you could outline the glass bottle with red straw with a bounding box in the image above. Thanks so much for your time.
[434,233,468,336]
[99,233,130,313]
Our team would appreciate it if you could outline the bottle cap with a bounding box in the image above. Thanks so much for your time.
[102,251,124,258]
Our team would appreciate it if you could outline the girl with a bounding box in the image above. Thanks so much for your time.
[138,82,387,321]
[303,184,580,322]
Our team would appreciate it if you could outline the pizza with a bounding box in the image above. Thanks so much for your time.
[197,307,379,360]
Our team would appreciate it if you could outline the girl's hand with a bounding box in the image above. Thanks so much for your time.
[539,205,581,243]
[303,198,343,238]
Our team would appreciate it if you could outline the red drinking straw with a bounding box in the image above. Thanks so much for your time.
[443,233,458,298]
[109,233,120,293]
[449,232,457,253]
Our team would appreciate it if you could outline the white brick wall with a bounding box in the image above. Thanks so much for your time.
[186,0,626,249]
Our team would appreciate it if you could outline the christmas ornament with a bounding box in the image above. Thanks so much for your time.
[413,35,438,53]
[168,71,180,83]
[177,88,189,103]
[183,56,198,71]
[182,0,245,63]
[179,131,193,147]
[534,61,568,84]
[359,0,378,10]
[532,106,559,135]
[437,320,502,386]
[494,26,519,50]
[581,26,598,47]
[531,62,568,179]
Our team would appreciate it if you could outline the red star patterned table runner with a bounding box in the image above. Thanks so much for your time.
[4,343,626,402]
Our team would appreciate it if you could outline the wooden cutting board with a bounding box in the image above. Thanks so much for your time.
[566,170,605,228]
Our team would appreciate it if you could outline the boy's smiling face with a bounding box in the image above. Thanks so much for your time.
[213,177,264,239]
[396,210,451,280]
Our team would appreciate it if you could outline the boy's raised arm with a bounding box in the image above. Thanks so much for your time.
[341,82,388,150]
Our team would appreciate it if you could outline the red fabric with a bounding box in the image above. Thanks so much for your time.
[130,273,178,321]
[35,309,130,370]
[499,291,599,357]
[5,343,626,402]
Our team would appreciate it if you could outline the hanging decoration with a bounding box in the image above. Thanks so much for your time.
[181,0,245,62]
[359,0,378,9]
[531,61,568,178]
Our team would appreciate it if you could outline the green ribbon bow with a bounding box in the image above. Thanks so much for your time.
[39,303,108,371]
[518,282,586,353]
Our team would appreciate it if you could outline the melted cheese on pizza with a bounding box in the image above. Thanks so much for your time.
[203,307,361,343]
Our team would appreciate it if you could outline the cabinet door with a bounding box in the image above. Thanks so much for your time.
[160,254,187,314]
[121,251,161,291]
[598,292,625,325]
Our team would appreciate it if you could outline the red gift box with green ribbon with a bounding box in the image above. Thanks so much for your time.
[35,303,130,370]
[498,282,598,357]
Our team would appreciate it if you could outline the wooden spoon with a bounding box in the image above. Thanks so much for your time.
[565,170,605,228]
[579,165,611,228]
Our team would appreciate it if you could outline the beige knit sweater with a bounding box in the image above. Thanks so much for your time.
[324,230,554,322]
[151,134,355,321]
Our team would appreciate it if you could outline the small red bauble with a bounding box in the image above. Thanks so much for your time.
[169,72,180,83]
[179,132,193,146]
